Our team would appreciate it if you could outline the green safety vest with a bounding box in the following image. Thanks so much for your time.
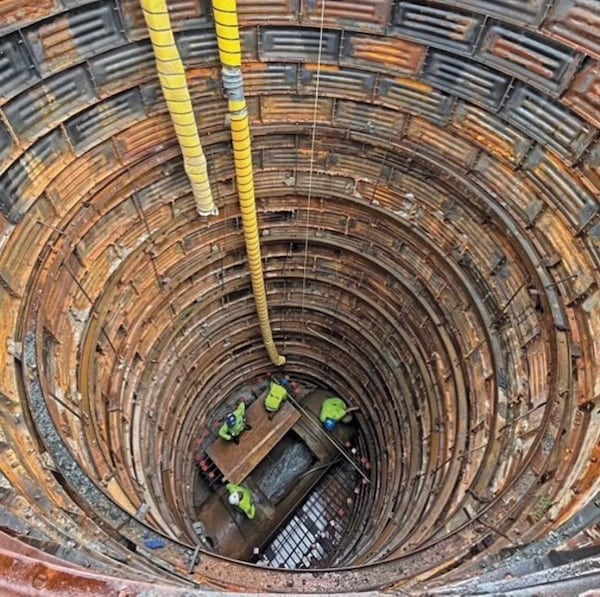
[218,403,247,440]
[264,382,288,412]
[319,397,347,423]
[226,483,256,519]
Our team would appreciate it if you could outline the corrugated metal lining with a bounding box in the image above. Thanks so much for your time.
[0,120,14,165]
[24,2,126,75]
[237,0,300,24]
[473,154,537,220]
[478,22,581,95]
[0,33,40,104]
[544,0,600,59]
[502,84,596,162]
[65,88,144,155]
[242,63,298,94]
[378,76,454,124]
[299,66,376,101]
[449,0,551,25]
[523,148,597,225]
[88,40,155,94]
[0,0,60,36]
[0,0,599,592]
[45,140,117,214]
[341,33,426,76]
[118,0,212,40]
[111,114,173,160]
[261,95,334,122]
[423,51,511,110]
[582,140,600,191]
[392,2,484,54]
[4,66,95,141]
[136,166,191,205]
[302,0,390,30]
[453,103,532,165]
[176,29,219,66]
[562,60,600,128]
[260,28,341,62]
[334,100,405,137]
[406,117,480,167]
[0,129,68,221]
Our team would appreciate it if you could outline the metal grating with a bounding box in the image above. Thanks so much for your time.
[257,460,359,568]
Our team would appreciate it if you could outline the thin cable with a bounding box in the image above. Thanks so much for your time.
[300,0,327,318]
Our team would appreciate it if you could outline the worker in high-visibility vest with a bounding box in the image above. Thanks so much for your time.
[218,403,251,444]
[226,483,256,519]
[319,397,359,431]
[264,380,288,418]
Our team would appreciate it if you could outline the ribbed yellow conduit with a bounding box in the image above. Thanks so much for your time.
[212,0,286,366]
[140,0,217,216]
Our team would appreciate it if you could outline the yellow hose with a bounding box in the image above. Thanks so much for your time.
[140,0,217,216]
[212,0,286,366]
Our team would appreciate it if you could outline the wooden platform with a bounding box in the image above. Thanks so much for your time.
[207,399,301,485]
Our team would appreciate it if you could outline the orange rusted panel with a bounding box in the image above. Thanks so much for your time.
[490,37,554,78]
[342,33,426,76]
[46,141,116,216]
[406,116,479,167]
[0,202,54,297]
[0,0,59,32]
[238,0,300,25]
[452,103,531,166]
[112,114,173,161]
[302,0,391,31]
[261,95,333,123]
[563,60,600,128]
[544,0,600,58]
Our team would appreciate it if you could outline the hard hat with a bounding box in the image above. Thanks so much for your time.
[324,418,337,431]
[228,492,240,506]
[226,413,237,427]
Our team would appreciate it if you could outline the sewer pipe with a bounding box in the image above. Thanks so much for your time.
[140,0,217,216]
[212,0,286,366]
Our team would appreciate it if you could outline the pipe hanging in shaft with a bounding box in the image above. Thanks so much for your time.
[212,0,286,366]
[140,0,217,216]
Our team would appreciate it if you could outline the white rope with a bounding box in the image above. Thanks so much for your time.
[300,0,327,318]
